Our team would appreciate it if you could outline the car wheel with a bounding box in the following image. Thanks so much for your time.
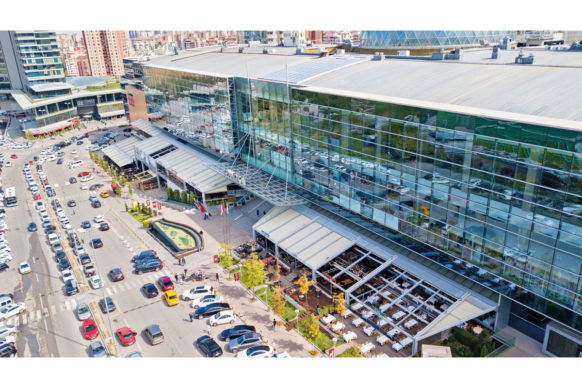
[212,323,217,327]
[230,319,234,324]
[193,305,199,308]
[137,270,142,275]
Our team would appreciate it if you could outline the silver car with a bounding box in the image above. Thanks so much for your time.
[227,332,263,353]
[89,341,107,357]
[76,302,91,321]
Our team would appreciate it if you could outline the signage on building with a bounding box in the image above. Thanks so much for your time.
[127,92,135,107]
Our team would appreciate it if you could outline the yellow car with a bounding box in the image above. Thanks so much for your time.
[164,290,179,306]
[100,191,110,198]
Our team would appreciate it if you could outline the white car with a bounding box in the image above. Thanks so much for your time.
[62,269,75,284]
[0,303,26,321]
[5,161,11,167]
[0,325,16,338]
[181,285,213,301]
[76,302,91,321]
[93,215,104,223]
[208,309,235,327]
[71,150,77,154]
[80,184,88,190]
[235,344,275,358]
[81,175,95,182]
[0,335,16,346]
[190,294,224,309]
[89,275,102,289]
[18,262,31,274]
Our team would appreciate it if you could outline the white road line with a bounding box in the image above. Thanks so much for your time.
[70,299,77,309]
[106,287,113,296]
[35,273,39,282]
[44,319,49,333]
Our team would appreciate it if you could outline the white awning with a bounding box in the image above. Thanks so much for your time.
[134,136,171,157]
[99,109,125,118]
[131,119,163,138]
[102,136,142,167]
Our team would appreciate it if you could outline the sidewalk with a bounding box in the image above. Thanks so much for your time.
[115,189,323,357]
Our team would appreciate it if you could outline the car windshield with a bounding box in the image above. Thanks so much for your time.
[123,332,134,339]
[79,306,88,314]
[168,294,177,300]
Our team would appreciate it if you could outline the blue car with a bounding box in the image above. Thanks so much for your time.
[76,141,83,145]
[57,158,63,165]
[82,221,91,229]
[28,222,37,232]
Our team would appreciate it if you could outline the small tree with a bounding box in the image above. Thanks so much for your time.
[275,256,281,281]
[302,313,320,342]
[271,285,286,316]
[351,345,363,358]
[295,270,315,298]
[173,189,180,202]
[332,292,346,316]
[124,203,128,212]
[480,344,490,357]
[457,344,472,357]
[188,193,195,205]
[240,258,266,289]
[167,187,173,200]
[114,185,121,196]
[128,184,134,195]
[181,190,188,203]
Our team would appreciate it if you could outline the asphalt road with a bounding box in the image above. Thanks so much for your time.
[0,139,239,357]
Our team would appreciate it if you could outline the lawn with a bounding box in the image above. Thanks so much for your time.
[128,210,151,226]
[255,286,302,321]
[85,81,121,91]
[337,347,357,358]
[297,318,344,352]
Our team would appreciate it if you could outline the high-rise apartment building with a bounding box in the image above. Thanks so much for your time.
[0,30,68,98]
[305,30,323,45]
[267,31,306,46]
[83,30,129,76]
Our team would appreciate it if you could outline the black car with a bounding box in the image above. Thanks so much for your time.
[99,222,109,231]
[51,199,60,209]
[79,253,91,265]
[135,260,163,274]
[131,250,157,262]
[0,263,9,272]
[219,325,257,341]
[33,156,39,162]
[28,222,37,232]
[91,200,101,208]
[0,343,17,358]
[89,184,103,191]
[141,283,159,298]
[55,250,66,261]
[196,335,223,357]
[90,238,103,248]
[194,303,231,319]
[69,177,77,184]
[65,280,78,296]
[67,200,76,207]
[109,268,124,282]
[99,297,116,313]
[58,258,71,271]
[46,189,55,197]
[133,256,159,266]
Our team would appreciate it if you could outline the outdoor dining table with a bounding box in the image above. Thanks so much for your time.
[343,331,358,342]
[381,290,392,298]
[376,335,390,346]
[331,322,345,332]
[377,318,390,328]
[342,310,353,319]
[367,295,380,304]
[361,342,376,354]
[387,328,400,339]
[380,303,390,312]
[392,342,404,352]
[363,325,376,336]
[404,319,418,329]
[352,317,364,327]
[321,315,336,325]
[391,310,406,320]
[362,310,375,319]
[439,304,450,311]
[351,302,363,311]
[402,282,411,288]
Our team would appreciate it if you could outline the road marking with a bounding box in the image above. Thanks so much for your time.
[44,319,49,334]
[35,273,39,282]
[106,287,113,296]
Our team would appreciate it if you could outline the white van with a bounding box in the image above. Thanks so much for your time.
[70,160,83,168]
[48,233,59,245]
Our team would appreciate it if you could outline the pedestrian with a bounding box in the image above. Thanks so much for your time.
[184,268,188,277]
[256,209,260,217]
[210,286,214,294]
[199,269,203,276]
[174,273,178,283]
[215,273,219,282]
[181,273,185,282]
[206,324,211,335]
[316,304,320,314]
[189,312,193,322]
[273,319,277,329]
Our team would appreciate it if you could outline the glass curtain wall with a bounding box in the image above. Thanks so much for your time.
[288,88,582,332]
[143,67,233,156]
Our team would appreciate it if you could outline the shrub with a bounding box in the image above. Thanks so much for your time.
[173,189,180,202]
[453,327,478,349]
[181,191,188,203]
[167,188,173,200]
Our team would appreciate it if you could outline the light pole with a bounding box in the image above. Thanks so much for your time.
[295,309,299,330]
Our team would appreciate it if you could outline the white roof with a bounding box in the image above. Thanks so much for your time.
[134,136,171,156]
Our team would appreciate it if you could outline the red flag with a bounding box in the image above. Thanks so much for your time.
[146,200,150,206]
[158,203,162,210]
[153,201,157,208]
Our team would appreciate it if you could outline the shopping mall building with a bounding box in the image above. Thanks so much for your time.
[122,44,582,356]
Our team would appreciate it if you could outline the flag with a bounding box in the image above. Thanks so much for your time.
[146,200,150,206]
[221,202,225,216]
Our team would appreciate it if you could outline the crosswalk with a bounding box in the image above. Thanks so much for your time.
[2,269,175,326]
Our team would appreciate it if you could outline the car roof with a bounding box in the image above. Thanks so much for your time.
[146,324,162,334]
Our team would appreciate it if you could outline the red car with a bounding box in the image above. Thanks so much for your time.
[28,161,33,165]
[116,327,137,346]
[158,276,174,291]
[82,318,99,340]
[78,171,91,177]
[33,193,41,200]
[10,154,17,159]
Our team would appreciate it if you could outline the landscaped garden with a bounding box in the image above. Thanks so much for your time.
[297,316,344,352]
[154,221,197,250]
[255,286,302,322]
[434,327,499,357]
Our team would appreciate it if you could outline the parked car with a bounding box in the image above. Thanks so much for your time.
[89,275,102,289]
[164,290,179,306]
[138,283,157,299]
[109,268,124,282]
[191,294,224,309]
[235,344,274,358]
[84,264,96,277]
[182,285,213,301]
[227,332,263,353]
[79,254,91,265]
[131,250,157,262]
[194,303,231,320]
[209,309,236,327]
[82,318,99,340]
[91,200,101,208]
[158,276,174,291]
[89,341,107,357]
[81,220,91,229]
[144,324,164,345]
[76,302,91,321]
[90,238,103,249]
[0,303,26,321]
[116,327,137,346]
[18,262,31,275]
[65,280,78,296]
[99,222,109,231]
[69,177,77,184]
[27,222,37,232]
[219,325,256,341]
[135,260,163,274]
[99,297,116,313]
[196,335,223,357]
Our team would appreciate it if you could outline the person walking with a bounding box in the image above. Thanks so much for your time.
[189,312,194,322]
[215,273,219,282]
[184,269,188,277]
[210,286,214,294]
[174,273,178,283]
[273,319,277,329]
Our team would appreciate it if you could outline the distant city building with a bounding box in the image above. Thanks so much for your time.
[83,30,129,76]
[360,30,516,48]
[267,31,306,46]
[322,30,361,46]
[305,30,323,45]
[243,31,267,44]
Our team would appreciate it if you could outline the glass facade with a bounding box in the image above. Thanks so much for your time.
[143,67,233,155]
[360,31,516,48]
[140,63,582,338]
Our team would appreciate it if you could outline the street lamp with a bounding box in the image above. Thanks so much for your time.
[295,309,299,330]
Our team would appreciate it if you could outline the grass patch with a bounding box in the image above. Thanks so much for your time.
[85,81,121,91]
[337,347,357,358]
[256,286,302,321]
[297,318,344,352]
[128,210,151,226]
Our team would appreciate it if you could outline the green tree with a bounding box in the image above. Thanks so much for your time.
[181,190,188,203]
[188,193,195,205]
[351,346,363,358]
[173,189,180,202]
[167,187,173,200]
[332,292,346,316]
[480,344,490,357]
[457,344,472,357]
[295,271,314,298]
[124,203,128,212]
[275,256,281,281]
[302,314,320,342]
[128,184,134,195]
[240,258,266,289]
[271,285,286,316]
